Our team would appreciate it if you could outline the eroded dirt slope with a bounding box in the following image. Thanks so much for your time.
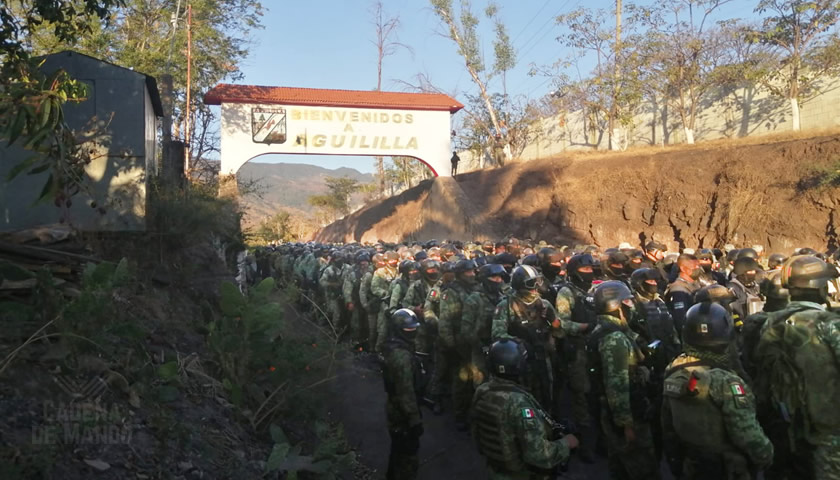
[317,135,840,251]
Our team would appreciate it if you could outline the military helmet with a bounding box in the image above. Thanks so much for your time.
[452,258,478,274]
[683,302,733,351]
[726,249,740,265]
[697,248,715,261]
[781,255,838,290]
[630,268,661,294]
[760,270,790,302]
[693,284,736,306]
[414,250,429,262]
[488,338,528,379]
[768,253,787,269]
[399,260,419,276]
[510,265,542,291]
[537,247,557,265]
[355,251,371,264]
[737,248,758,260]
[566,253,597,282]
[391,308,421,341]
[420,259,441,282]
[520,254,540,267]
[605,251,630,276]
[797,247,818,256]
[733,257,761,276]
[384,251,400,265]
[493,252,518,268]
[593,280,634,314]
[478,263,507,280]
[474,255,488,267]
[372,253,387,269]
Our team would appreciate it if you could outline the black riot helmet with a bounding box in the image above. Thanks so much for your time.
[683,302,733,352]
[420,259,442,282]
[768,253,787,270]
[566,253,598,288]
[737,248,758,260]
[355,251,372,264]
[399,259,420,277]
[391,308,421,343]
[593,280,634,315]
[605,251,630,278]
[733,257,761,277]
[693,284,736,308]
[781,255,839,303]
[520,254,540,267]
[478,263,507,294]
[760,270,790,311]
[510,265,542,291]
[453,258,478,284]
[488,338,528,380]
[494,252,518,272]
[630,268,661,297]
[414,250,429,262]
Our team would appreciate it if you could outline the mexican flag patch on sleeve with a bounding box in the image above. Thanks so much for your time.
[730,383,746,396]
[522,408,535,419]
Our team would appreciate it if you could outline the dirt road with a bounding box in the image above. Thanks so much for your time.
[327,352,619,480]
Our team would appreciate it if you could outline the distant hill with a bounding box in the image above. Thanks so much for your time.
[236,162,375,227]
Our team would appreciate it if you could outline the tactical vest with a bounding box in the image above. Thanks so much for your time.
[758,305,840,438]
[507,297,550,352]
[586,322,649,419]
[663,362,732,451]
[393,277,409,307]
[382,340,426,398]
[472,383,540,472]
[569,286,597,326]
[441,283,467,336]
[637,298,681,371]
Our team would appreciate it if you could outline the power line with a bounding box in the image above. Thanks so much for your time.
[511,0,553,46]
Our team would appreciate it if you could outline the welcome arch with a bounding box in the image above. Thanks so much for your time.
[203,84,464,182]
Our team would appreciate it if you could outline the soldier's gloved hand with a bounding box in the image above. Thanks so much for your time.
[409,423,424,438]
[562,434,579,450]
[346,302,354,311]
[623,425,636,445]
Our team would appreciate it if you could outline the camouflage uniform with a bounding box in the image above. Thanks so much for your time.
[662,347,773,479]
[388,276,411,315]
[471,377,572,480]
[318,264,343,328]
[554,285,594,424]
[438,281,479,422]
[359,269,379,351]
[371,266,398,352]
[492,295,560,413]
[343,263,369,346]
[382,336,424,480]
[590,314,660,480]
[425,279,450,401]
[462,287,502,387]
[403,278,434,354]
[754,301,840,480]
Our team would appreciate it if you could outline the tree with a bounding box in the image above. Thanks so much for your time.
[307,176,362,224]
[430,0,515,158]
[1,0,124,207]
[750,0,840,131]
[370,1,412,196]
[633,0,734,144]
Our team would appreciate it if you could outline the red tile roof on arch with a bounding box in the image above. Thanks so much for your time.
[204,84,464,113]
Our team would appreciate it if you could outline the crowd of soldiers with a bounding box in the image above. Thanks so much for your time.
[259,238,840,480]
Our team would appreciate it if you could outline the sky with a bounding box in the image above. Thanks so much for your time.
[230,0,761,173]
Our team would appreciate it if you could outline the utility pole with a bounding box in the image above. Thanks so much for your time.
[184,3,192,175]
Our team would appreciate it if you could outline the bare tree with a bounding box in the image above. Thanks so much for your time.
[371,1,413,195]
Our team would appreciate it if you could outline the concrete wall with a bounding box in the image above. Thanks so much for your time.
[520,77,840,159]
[0,51,158,232]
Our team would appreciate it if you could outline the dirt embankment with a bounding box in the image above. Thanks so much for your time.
[316,134,840,251]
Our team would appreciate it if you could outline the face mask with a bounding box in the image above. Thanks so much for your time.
[518,289,540,305]
[576,271,595,286]
[742,272,756,285]
[689,267,703,280]
[409,271,421,282]
[460,273,477,285]
[643,282,658,296]
[400,329,417,343]
[425,270,441,283]
[620,300,636,323]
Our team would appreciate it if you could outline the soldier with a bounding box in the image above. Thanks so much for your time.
[372,251,400,352]
[462,263,507,387]
[344,251,371,350]
[603,250,632,286]
[318,251,344,329]
[388,260,421,315]
[661,302,773,479]
[728,256,763,323]
[492,266,562,418]
[403,259,441,355]
[628,267,681,459]
[382,309,425,480]
[424,261,456,414]
[664,253,702,336]
[696,248,727,287]
[438,259,480,429]
[360,253,386,352]
[471,338,579,479]
[554,253,596,458]
[753,255,840,479]
[740,270,789,382]
[587,281,660,480]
